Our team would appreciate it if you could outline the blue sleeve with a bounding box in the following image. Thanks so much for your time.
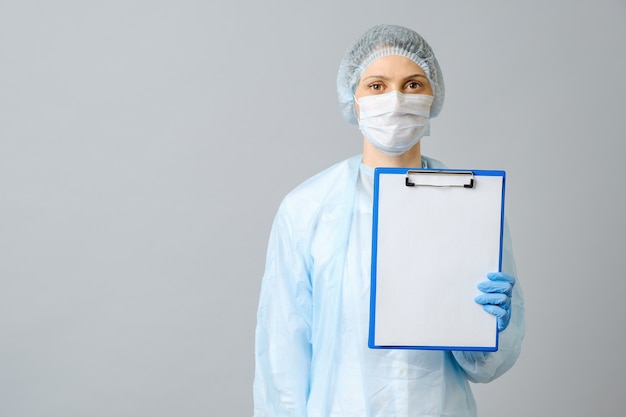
[452,219,526,383]
[253,201,312,417]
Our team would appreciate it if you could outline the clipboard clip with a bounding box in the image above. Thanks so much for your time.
[405,170,475,188]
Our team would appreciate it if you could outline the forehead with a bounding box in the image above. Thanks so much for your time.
[360,55,427,79]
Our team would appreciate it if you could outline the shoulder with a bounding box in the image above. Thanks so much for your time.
[422,154,447,168]
[275,155,361,227]
[283,155,361,205]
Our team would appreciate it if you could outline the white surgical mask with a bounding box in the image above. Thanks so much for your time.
[355,91,433,156]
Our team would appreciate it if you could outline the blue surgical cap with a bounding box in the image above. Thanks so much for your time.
[337,24,445,124]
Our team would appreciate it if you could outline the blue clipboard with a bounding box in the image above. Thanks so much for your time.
[369,167,506,351]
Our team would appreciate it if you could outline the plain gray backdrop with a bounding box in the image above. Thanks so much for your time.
[1,0,625,416]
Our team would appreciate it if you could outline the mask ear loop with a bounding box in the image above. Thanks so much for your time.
[353,95,361,122]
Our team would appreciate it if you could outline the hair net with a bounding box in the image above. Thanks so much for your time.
[337,24,445,124]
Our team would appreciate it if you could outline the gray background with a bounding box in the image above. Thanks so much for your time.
[1,0,624,416]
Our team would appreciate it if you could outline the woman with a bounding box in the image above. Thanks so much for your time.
[253,23,525,417]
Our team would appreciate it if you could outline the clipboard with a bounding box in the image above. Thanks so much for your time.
[368,167,506,351]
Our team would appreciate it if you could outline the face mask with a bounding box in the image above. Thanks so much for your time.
[355,91,434,156]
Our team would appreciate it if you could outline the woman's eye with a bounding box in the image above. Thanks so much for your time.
[407,81,421,89]
[370,83,383,91]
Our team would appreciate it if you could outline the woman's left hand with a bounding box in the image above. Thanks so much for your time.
[474,272,515,331]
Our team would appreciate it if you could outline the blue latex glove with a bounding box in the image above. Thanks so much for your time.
[474,272,515,331]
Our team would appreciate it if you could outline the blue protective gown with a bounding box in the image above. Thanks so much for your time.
[253,154,525,417]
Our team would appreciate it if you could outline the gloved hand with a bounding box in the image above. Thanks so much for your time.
[474,272,515,331]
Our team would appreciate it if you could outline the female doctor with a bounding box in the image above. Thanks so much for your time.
[253,23,525,417]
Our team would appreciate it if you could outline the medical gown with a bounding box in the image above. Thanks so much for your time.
[253,154,525,417]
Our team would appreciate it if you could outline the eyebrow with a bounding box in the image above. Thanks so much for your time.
[361,73,428,82]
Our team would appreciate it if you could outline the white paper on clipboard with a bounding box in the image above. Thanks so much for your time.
[369,168,506,351]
